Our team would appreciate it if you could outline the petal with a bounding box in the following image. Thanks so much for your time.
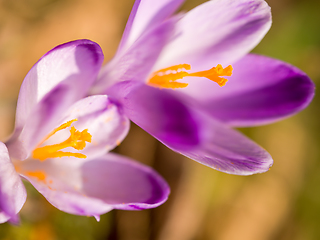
[45,95,130,159]
[7,40,104,159]
[108,81,272,175]
[93,17,177,93]
[16,153,170,217]
[153,0,271,71]
[170,111,273,175]
[15,40,103,130]
[183,54,315,127]
[118,0,185,52]
[0,142,26,223]
[107,81,200,150]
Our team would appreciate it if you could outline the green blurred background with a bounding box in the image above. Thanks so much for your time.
[0,0,319,239]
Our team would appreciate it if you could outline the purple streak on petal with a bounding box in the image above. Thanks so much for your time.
[7,40,104,159]
[93,18,177,93]
[164,108,273,175]
[107,81,200,149]
[18,153,169,216]
[153,0,271,71]
[0,142,26,224]
[199,54,315,127]
[118,0,185,52]
[14,39,104,133]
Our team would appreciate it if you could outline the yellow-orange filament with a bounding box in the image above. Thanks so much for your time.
[148,64,233,89]
[32,119,92,161]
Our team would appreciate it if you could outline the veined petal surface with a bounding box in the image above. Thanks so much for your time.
[182,54,315,127]
[16,153,170,217]
[153,0,271,71]
[0,143,26,223]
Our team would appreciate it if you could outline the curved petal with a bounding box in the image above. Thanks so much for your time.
[108,82,272,175]
[7,40,104,159]
[16,153,170,217]
[108,81,200,150]
[15,40,104,130]
[182,54,315,127]
[42,95,130,160]
[0,142,26,223]
[153,0,271,71]
[118,0,185,52]
[93,17,177,93]
[170,110,273,175]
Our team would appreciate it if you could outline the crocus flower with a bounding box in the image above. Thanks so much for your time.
[91,0,315,175]
[0,40,169,224]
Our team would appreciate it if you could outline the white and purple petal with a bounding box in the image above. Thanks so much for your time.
[182,54,315,127]
[17,153,170,217]
[7,40,104,160]
[0,142,26,223]
[153,0,272,71]
[170,110,273,175]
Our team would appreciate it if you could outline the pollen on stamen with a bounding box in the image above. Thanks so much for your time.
[147,63,233,89]
[32,119,92,161]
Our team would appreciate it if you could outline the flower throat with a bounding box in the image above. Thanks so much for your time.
[148,64,233,89]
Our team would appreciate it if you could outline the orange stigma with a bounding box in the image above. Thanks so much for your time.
[148,64,233,89]
[32,119,92,161]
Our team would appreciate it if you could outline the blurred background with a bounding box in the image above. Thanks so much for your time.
[0,0,319,239]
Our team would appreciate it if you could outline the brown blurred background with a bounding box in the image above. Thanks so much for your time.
[0,0,319,239]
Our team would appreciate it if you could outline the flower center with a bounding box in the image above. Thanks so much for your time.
[147,64,233,89]
[32,119,92,161]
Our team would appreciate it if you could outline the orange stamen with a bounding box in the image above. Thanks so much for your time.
[32,119,92,161]
[148,64,233,89]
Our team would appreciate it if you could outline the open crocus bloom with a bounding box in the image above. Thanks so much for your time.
[0,40,169,224]
[91,0,315,175]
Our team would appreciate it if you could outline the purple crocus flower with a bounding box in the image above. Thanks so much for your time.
[91,0,315,175]
[0,40,169,224]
